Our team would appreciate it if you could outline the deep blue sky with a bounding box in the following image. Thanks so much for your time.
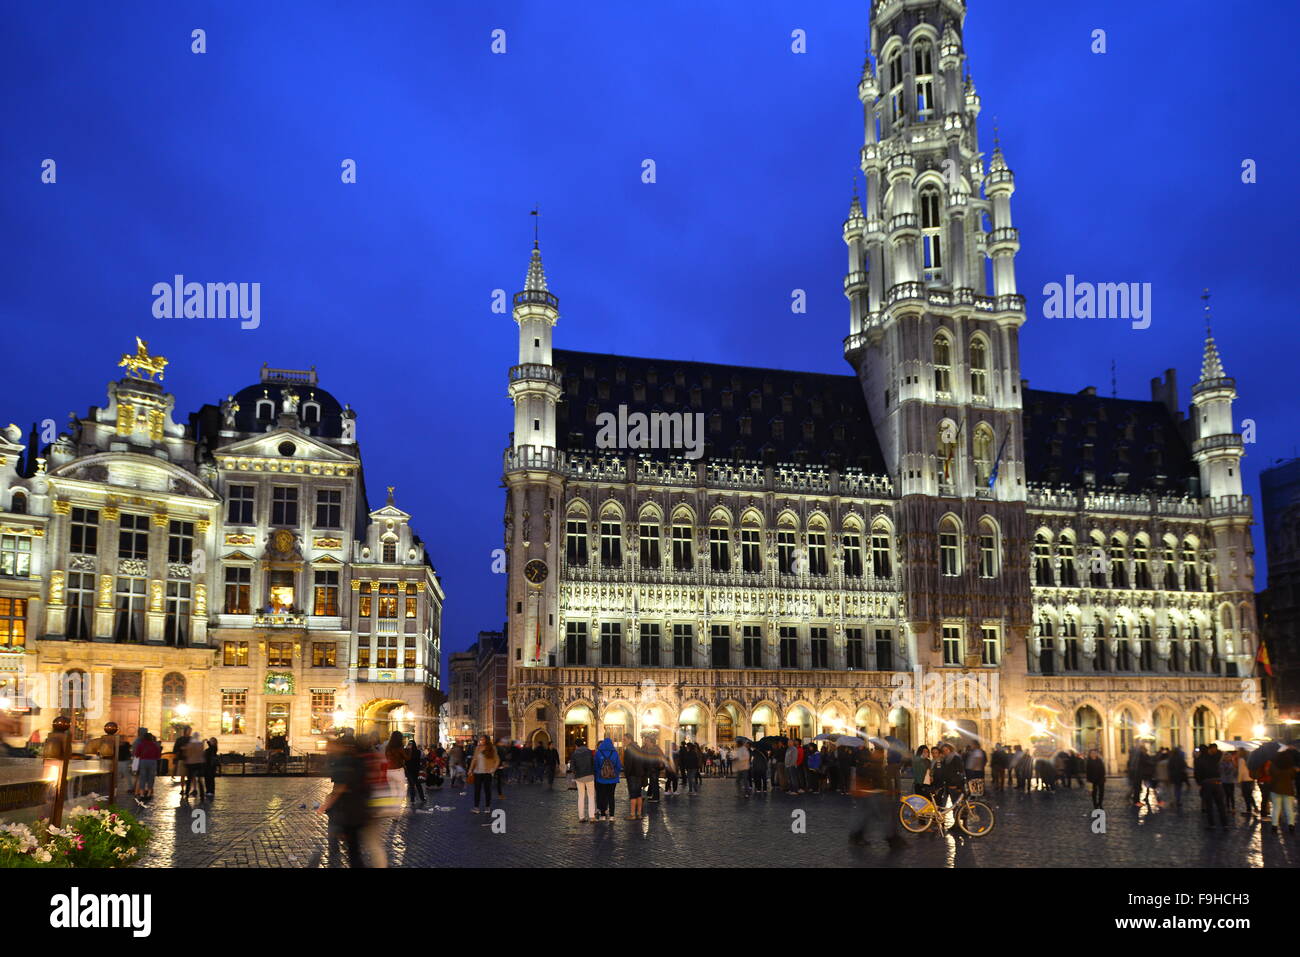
[2,1,1295,675]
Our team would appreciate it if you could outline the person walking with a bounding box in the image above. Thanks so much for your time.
[1238,750,1258,818]
[183,731,207,800]
[404,740,426,806]
[542,742,560,789]
[1168,745,1188,809]
[680,742,700,794]
[203,737,218,799]
[1266,748,1296,834]
[848,737,905,850]
[1220,751,1238,814]
[643,738,665,801]
[449,742,466,791]
[570,740,597,821]
[751,745,768,793]
[133,732,161,801]
[494,739,510,798]
[320,731,369,867]
[1086,748,1106,809]
[383,731,407,807]
[593,736,622,821]
[1194,743,1230,830]
[965,742,987,794]
[733,740,752,797]
[622,734,647,819]
[469,735,500,814]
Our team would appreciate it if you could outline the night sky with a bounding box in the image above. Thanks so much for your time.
[2,1,1295,676]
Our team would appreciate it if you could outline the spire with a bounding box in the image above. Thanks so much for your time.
[524,243,549,293]
[1199,288,1227,381]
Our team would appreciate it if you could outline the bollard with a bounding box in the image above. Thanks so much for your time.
[48,715,72,827]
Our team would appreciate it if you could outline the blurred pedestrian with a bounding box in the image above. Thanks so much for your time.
[320,732,369,867]
[404,740,426,806]
[470,735,499,814]
[1086,748,1106,809]
[203,737,218,799]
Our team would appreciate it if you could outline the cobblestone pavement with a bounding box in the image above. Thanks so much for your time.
[129,773,1300,868]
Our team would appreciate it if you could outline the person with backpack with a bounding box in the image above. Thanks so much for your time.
[593,736,622,821]
[806,743,823,792]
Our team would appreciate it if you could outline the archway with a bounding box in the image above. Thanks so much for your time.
[358,698,410,740]
[887,706,913,750]
[563,705,593,760]
[750,705,777,740]
[1114,708,1138,758]
[1153,706,1180,750]
[601,704,634,745]
[1074,706,1102,752]
[818,701,852,736]
[639,702,670,747]
[528,727,552,748]
[715,703,740,746]
[678,705,706,743]
[1192,705,1219,748]
[784,705,814,743]
[855,705,882,739]
[1222,705,1257,743]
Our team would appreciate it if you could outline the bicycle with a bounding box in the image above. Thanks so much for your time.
[898,786,996,837]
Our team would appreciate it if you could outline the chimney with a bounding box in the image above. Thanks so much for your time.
[1149,368,1178,416]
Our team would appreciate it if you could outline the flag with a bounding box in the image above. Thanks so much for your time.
[987,428,1011,489]
[942,419,964,483]
[535,616,542,662]
[1255,640,1273,678]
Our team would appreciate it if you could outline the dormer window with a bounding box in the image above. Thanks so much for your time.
[301,401,320,427]
[256,399,275,420]
[382,538,397,564]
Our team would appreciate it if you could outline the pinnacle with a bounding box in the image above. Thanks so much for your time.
[1200,328,1227,382]
[524,244,549,293]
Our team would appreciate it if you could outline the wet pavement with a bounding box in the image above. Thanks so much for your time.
[127,773,1300,868]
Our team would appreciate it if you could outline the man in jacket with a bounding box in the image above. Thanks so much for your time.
[784,739,801,793]
[1085,749,1106,809]
[541,743,560,789]
[570,741,597,821]
[1168,746,1188,809]
[1194,743,1229,830]
[642,738,665,801]
[593,736,622,820]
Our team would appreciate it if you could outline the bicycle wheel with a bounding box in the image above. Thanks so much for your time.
[898,797,932,833]
[957,799,996,837]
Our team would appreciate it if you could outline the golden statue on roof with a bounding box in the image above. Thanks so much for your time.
[119,337,168,382]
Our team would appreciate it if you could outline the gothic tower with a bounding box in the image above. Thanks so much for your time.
[843,0,1032,690]
[504,242,566,700]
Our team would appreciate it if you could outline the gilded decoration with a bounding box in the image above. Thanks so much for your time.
[118,336,168,382]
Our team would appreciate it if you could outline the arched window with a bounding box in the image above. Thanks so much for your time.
[977,518,998,578]
[1116,709,1137,756]
[1182,541,1200,591]
[256,398,275,420]
[937,418,957,487]
[1033,533,1053,586]
[381,537,397,564]
[738,512,761,574]
[938,516,960,577]
[1058,533,1077,587]
[707,512,730,573]
[1109,536,1128,589]
[1062,615,1080,671]
[1137,617,1154,670]
[671,510,695,572]
[913,41,935,118]
[565,509,589,567]
[1168,621,1183,671]
[1037,616,1055,675]
[1089,532,1107,588]
[1074,706,1102,752]
[920,189,943,281]
[933,335,952,395]
[969,338,988,399]
[871,521,893,578]
[842,519,864,578]
[1114,617,1132,670]
[638,507,661,570]
[1192,706,1218,748]
[161,672,187,741]
[1154,706,1180,749]
[806,517,828,576]
[9,490,27,515]
[776,515,797,574]
[1189,620,1204,671]
[1162,537,1179,589]
[886,49,904,121]
[973,425,994,487]
[1133,536,1151,589]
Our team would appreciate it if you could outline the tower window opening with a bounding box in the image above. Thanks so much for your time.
[920,190,943,281]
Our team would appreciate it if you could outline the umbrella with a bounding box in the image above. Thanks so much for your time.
[832,735,866,749]
[734,736,753,746]
[1247,740,1290,772]
[755,735,786,752]
[883,735,908,755]
[1215,740,1257,752]
[812,733,836,741]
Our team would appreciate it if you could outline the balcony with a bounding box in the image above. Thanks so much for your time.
[987,227,1020,251]
[508,364,564,386]
[254,611,307,628]
[885,152,915,176]
[843,270,868,293]
[1191,434,1244,455]
[1205,495,1252,518]
[888,213,919,238]
[512,289,558,310]
[987,168,1015,189]
[504,445,565,473]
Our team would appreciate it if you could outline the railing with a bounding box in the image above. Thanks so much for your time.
[1191,376,1235,396]
[888,213,919,234]
[512,289,558,309]
[504,445,565,473]
[509,363,564,386]
[253,611,307,627]
[987,168,1015,187]
[843,270,868,292]
[513,666,906,692]
[1191,434,1244,455]
[988,227,1020,246]
[885,152,915,174]
[1027,485,1218,519]
[1205,494,1252,518]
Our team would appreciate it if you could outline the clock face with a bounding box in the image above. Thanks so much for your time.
[524,559,549,586]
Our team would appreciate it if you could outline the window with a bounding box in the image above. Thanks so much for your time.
[1189,622,1204,671]
[167,520,194,564]
[404,638,416,669]
[913,41,934,117]
[1089,534,1107,587]
[310,690,336,734]
[70,508,98,555]
[1058,535,1077,587]
[268,641,293,667]
[0,597,26,648]
[672,522,693,571]
[640,623,661,666]
[978,524,997,578]
[565,519,588,566]
[382,539,397,563]
[742,625,763,667]
[777,529,796,574]
[639,522,660,568]
[1114,619,1132,670]
[1058,617,1078,671]
[933,335,952,394]
[672,623,694,667]
[268,570,296,613]
[807,529,828,576]
[565,622,588,665]
[405,583,417,619]
[1133,539,1151,589]
[833,532,861,579]
[356,639,370,669]
[313,570,339,616]
[220,691,247,734]
[970,339,988,399]
[741,528,762,573]
[118,513,149,560]
[875,628,894,671]
[887,51,903,120]
[973,426,994,487]
[846,628,865,669]
[709,527,731,572]
[600,622,622,666]
[939,520,959,577]
[315,489,342,529]
[981,626,999,665]
[920,190,943,281]
[600,521,623,567]
[1033,534,1053,586]
[1163,542,1179,590]
[164,581,191,646]
[377,582,398,619]
[778,627,798,668]
[942,625,962,665]
[227,485,255,524]
[113,577,147,643]
[66,572,94,640]
[710,625,730,668]
[224,566,251,614]
[313,642,337,667]
[1109,537,1128,588]
[1138,618,1154,670]
[223,641,249,666]
[0,535,31,578]
[1182,543,1200,591]
[809,627,829,668]
[271,487,299,526]
[871,526,892,578]
[358,582,372,617]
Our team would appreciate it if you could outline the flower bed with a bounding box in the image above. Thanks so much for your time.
[0,795,150,867]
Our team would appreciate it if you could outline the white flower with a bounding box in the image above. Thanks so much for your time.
[34,849,52,863]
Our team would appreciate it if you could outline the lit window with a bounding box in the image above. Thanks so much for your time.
[942,626,962,665]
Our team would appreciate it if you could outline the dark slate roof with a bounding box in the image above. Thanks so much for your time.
[1021,388,1197,494]
[553,349,1198,494]
[552,349,887,473]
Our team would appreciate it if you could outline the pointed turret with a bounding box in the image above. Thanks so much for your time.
[506,237,563,469]
[1190,292,1243,501]
[524,242,549,294]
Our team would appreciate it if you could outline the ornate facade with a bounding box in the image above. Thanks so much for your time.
[501,0,1262,772]
[0,345,445,753]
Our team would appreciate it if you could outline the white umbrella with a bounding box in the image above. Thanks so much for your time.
[833,735,867,749]
[1215,740,1257,751]
[812,733,836,741]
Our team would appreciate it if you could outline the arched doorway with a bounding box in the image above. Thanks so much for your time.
[59,669,91,744]
[640,703,669,747]
[563,705,592,760]
[715,704,739,746]
[1192,706,1218,748]
[819,702,851,736]
[1115,708,1137,758]
[358,699,409,740]
[784,705,813,743]
[751,705,777,740]
[1222,705,1255,743]
[1153,706,1180,749]
[678,706,703,743]
[602,705,633,745]
[160,672,187,742]
[887,706,912,750]
[1074,706,1102,752]
[529,728,552,748]
[855,705,882,739]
